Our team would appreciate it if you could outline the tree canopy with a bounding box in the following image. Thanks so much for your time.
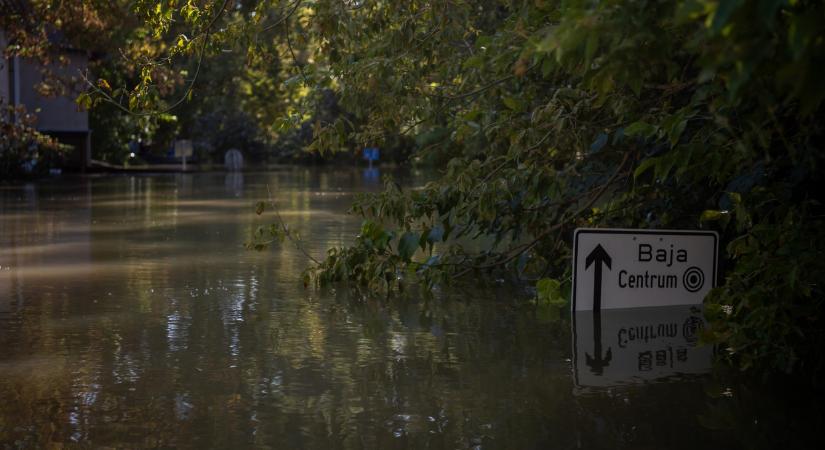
[260,0,825,381]
[4,0,824,383]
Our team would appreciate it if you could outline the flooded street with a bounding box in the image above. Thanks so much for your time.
[0,170,816,448]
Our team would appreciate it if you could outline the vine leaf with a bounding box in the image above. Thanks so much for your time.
[397,232,420,261]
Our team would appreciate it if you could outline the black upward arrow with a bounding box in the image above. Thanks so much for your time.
[585,244,612,375]
[585,244,612,312]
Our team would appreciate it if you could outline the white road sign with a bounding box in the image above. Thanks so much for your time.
[572,228,718,311]
[174,139,193,158]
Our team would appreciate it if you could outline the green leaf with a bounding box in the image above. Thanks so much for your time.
[589,132,608,153]
[541,57,554,77]
[75,92,92,110]
[669,119,688,146]
[584,32,598,67]
[427,225,444,243]
[654,153,677,181]
[397,232,420,261]
[422,254,440,269]
[662,108,692,147]
[502,96,524,111]
[283,74,303,88]
[516,252,529,275]
[537,278,566,307]
[710,0,744,34]
[700,210,724,222]
[628,75,643,97]
[634,157,659,180]
[624,121,656,138]
[537,278,558,298]
[462,55,484,70]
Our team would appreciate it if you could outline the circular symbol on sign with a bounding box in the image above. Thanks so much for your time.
[682,266,705,293]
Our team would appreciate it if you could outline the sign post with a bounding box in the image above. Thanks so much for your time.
[174,140,193,171]
[572,229,718,311]
[362,147,379,169]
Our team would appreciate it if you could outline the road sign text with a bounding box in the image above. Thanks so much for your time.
[572,229,718,310]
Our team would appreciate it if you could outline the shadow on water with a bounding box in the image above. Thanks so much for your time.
[1,169,823,448]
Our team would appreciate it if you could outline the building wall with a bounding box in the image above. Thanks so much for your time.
[0,30,10,104]
[0,29,91,169]
[17,52,89,132]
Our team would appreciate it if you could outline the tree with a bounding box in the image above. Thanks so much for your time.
[80,1,825,382]
[0,102,67,177]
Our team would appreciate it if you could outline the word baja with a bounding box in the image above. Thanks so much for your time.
[638,243,687,267]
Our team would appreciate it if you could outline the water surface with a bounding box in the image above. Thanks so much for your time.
[0,170,818,448]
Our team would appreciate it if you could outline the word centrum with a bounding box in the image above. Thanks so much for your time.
[617,243,687,289]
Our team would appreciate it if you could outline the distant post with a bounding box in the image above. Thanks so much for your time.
[224,148,243,171]
[362,147,379,168]
[174,140,193,171]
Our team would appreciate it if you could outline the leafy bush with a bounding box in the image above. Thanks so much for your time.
[1,103,67,178]
[296,0,824,382]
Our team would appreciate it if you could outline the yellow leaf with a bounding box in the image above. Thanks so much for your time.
[97,78,111,91]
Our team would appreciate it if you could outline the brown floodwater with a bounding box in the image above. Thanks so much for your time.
[0,169,820,448]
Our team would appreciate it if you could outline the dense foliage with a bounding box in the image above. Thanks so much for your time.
[0,102,67,177]
[9,1,822,382]
[258,0,825,383]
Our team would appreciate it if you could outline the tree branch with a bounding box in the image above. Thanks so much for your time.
[451,152,632,278]
[80,0,230,116]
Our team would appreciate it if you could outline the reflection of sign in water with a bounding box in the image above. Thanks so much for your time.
[224,172,243,196]
[363,167,380,184]
[572,306,713,389]
[572,229,718,311]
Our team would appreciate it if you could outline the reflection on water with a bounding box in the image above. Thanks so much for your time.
[572,306,712,390]
[0,170,820,448]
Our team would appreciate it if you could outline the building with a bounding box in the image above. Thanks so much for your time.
[1,28,92,171]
